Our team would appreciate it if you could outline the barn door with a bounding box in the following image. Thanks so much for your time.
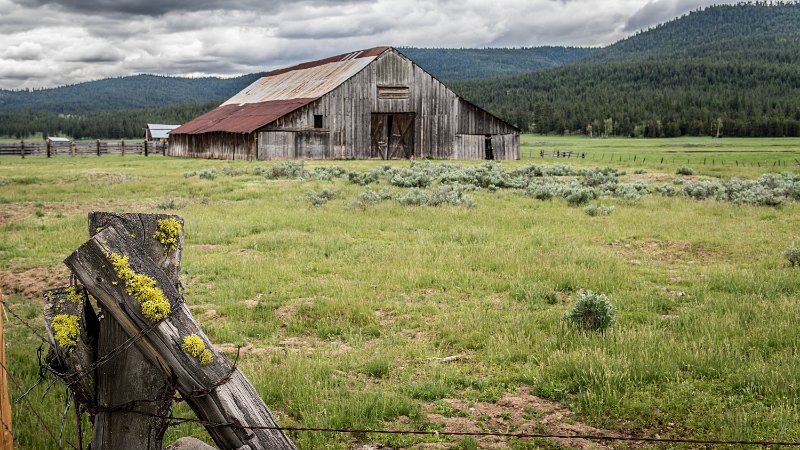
[371,113,415,159]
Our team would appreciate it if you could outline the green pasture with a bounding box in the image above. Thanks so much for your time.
[1,137,800,449]
[522,135,800,174]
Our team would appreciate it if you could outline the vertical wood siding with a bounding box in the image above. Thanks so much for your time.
[175,49,518,161]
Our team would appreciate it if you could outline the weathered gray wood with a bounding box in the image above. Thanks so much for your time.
[42,285,98,408]
[66,225,296,450]
[171,48,519,161]
[87,212,184,450]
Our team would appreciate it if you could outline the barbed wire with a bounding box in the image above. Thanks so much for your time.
[0,358,75,450]
[100,407,800,448]
[4,292,800,448]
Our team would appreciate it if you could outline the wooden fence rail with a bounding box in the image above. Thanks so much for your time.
[0,140,167,157]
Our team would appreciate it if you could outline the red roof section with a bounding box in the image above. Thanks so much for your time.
[171,98,317,135]
[266,47,390,77]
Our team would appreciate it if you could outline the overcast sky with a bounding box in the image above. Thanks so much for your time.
[0,0,735,89]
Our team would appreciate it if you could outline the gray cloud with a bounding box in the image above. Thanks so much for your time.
[0,0,739,89]
[624,0,719,32]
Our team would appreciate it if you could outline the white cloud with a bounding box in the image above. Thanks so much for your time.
[0,0,739,89]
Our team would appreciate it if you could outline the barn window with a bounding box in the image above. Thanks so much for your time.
[377,85,410,99]
[314,115,324,128]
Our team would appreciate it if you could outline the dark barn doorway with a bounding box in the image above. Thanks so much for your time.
[484,135,494,160]
[370,113,415,159]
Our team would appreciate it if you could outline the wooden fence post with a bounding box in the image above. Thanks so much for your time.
[20,140,24,159]
[121,140,125,157]
[86,213,180,450]
[144,140,149,157]
[96,140,101,157]
[46,140,51,158]
[65,223,296,450]
[71,141,76,157]
[0,292,13,450]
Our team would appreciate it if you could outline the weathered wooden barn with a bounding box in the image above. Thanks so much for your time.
[169,47,519,160]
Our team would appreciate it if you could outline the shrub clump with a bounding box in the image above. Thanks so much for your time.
[256,161,309,179]
[785,246,800,267]
[348,169,381,186]
[396,185,476,208]
[108,252,171,321]
[564,291,616,332]
[184,168,217,180]
[308,188,337,206]
[389,168,433,188]
[353,187,392,207]
[676,166,694,176]
[153,218,182,252]
[584,204,615,216]
[52,314,80,351]
[181,333,213,366]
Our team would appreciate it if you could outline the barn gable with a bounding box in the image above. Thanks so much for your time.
[169,47,518,160]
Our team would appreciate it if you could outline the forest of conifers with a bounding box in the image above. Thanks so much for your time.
[1,2,799,139]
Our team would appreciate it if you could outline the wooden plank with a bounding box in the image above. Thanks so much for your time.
[87,212,183,450]
[42,285,98,408]
[65,224,296,450]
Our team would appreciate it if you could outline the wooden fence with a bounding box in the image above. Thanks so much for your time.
[0,140,167,157]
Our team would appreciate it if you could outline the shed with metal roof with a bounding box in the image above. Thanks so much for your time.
[146,124,180,141]
[169,47,518,160]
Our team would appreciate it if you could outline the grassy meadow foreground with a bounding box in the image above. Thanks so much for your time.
[1,136,800,449]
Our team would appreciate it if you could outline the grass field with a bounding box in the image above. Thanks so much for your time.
[1,135,800,449]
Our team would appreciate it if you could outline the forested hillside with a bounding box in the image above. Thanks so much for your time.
[398,47,595,80]
[0,73,261,114]
[452,2,800,137]
[0,102,219,140]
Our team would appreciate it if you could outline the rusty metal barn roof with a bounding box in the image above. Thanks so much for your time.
[171,99,317,134]
[173,47,391,135]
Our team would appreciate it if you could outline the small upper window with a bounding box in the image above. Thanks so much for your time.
[377,86,410,99]
[314,115,324,128]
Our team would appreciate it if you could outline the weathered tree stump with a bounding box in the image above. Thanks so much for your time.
[66,221,295,450]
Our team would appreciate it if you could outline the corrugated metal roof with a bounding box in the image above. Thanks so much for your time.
[171,98,317,134]
[147,124,180,139]
[173,47,391,135]
[148,124,180,130]
[47,136,70,142]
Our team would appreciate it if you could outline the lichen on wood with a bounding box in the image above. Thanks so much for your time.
[181,333,213,366]
[51,314,80,351]
[153,218,182,253]
[107,252,171,321]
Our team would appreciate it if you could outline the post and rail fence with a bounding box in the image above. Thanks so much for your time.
[0,140,167,158]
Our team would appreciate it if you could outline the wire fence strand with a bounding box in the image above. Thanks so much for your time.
[5,296,800,448]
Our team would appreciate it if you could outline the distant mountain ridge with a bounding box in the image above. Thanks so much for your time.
[0,47,591,115]
[398,47,595,80]
[450,3,800,137]
[0,73,263,114]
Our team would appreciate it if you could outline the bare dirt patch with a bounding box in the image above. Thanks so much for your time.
[0,265,70,298]
[608,239,720,265]
[190,244,224,251]
[422,386,631,449]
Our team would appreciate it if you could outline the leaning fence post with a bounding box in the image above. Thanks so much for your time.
[86,213,180,450]
[65,216,296,450]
